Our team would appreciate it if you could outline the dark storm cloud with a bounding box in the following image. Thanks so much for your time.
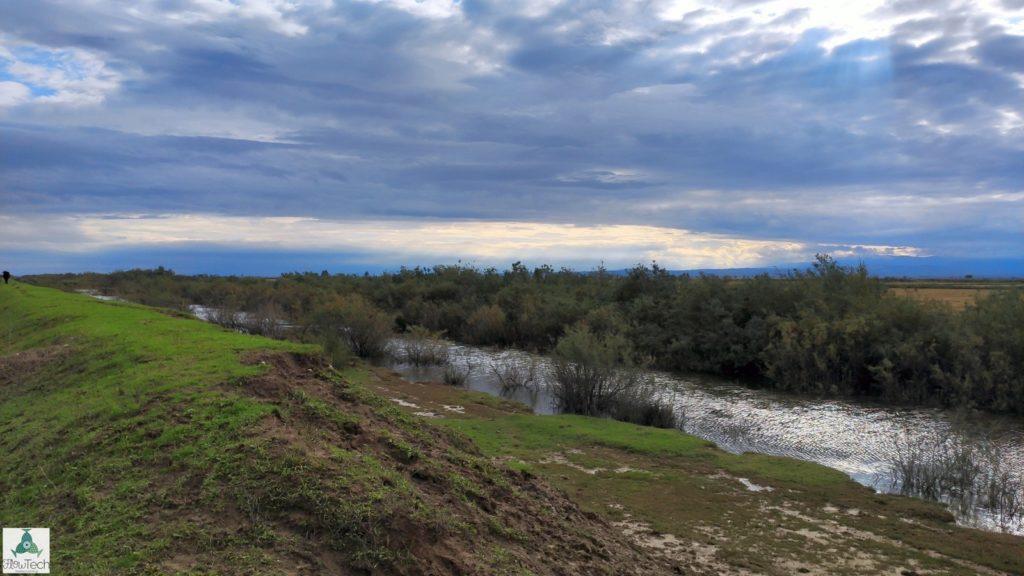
[978,32,1024,72]
[0,0,1022,262]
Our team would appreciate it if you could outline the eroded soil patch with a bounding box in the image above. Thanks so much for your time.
[173,352,679,575]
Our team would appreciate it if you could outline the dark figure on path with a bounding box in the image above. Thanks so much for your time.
[2,271,10,284]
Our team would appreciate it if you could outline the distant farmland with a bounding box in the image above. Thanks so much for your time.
[888,280,1024,311]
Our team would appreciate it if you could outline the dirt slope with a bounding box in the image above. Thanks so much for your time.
[212,351,676,575]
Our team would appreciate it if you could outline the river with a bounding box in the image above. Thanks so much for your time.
[385,338,1024,535]
[75,291,1024,534]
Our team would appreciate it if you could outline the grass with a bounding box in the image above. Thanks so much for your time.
[0,283,665,575]
[0,285,313,573]
[888,287,991,311]
[439,410,1024,575]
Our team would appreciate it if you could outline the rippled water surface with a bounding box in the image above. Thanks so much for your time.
[386,338,1024,534]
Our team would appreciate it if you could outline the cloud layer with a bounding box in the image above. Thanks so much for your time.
[1,0,1022,271]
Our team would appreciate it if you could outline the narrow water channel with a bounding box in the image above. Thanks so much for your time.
[385,338,1024,535]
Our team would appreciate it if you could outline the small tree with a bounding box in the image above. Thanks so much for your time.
[549,323,637,416]
[314,294,394,359]
[465,304,508,344]
[401,325,449,366]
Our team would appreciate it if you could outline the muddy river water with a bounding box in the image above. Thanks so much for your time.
[385,339,1024,535]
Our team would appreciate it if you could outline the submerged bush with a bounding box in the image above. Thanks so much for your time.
[465,304,508,345]
[489,356,539,395]
[887,424,1024,531]
[205,303,246,331]
[244,301,289,339]
[442,362,473,386]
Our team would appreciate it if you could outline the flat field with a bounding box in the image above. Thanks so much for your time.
[887,279,1022,310]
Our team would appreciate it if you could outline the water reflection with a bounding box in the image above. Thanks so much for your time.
[386,344,558,414]
[385,337,1024,534]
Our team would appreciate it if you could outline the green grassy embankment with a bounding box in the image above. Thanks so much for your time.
[0,283,667,575]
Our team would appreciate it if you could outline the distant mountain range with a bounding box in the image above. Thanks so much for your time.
[8,247,1023,279]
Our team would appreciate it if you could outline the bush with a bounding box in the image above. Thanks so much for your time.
[887,423,1024,530]
[610,384,680,429]
[401,325,450,366]
[489,356,539,394]
[549,323,640,416]
[442,362,473,386]
[244,301,288,339]
[322,335,355,368]
[205,303,246,331]
[465,304,508,344]
[314,294,394,359]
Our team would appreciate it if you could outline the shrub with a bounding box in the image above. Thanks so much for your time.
[244,301,288,339]
[314,294,394,359]
[322,335,355,368]
[610,384,680,429]
[549,323,640,416]
[442,362,473,386]
[489,356,539,395]
[205,303,246,331]
[465,304,508,344]
[401,325,450,366]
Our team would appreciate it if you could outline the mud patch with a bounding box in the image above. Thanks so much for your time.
[613,514,752,576]
[539,452,651,476]
[737,477,773,493]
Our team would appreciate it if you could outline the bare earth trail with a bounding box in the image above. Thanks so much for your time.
[367,367,1024,576]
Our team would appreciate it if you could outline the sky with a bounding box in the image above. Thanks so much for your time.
[1,0,1022,276]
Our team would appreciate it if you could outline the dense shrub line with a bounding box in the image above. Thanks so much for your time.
[27,256,1024,414]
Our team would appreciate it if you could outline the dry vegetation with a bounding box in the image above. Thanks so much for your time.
[888,280,1024,311]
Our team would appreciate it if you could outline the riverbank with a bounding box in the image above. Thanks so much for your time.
[368,366,1024,575]
[57,283,1024,533]
[4,283,1021,574]
[386,339,1024,533]
[0,284,669,574]
[25,266,1024,415]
